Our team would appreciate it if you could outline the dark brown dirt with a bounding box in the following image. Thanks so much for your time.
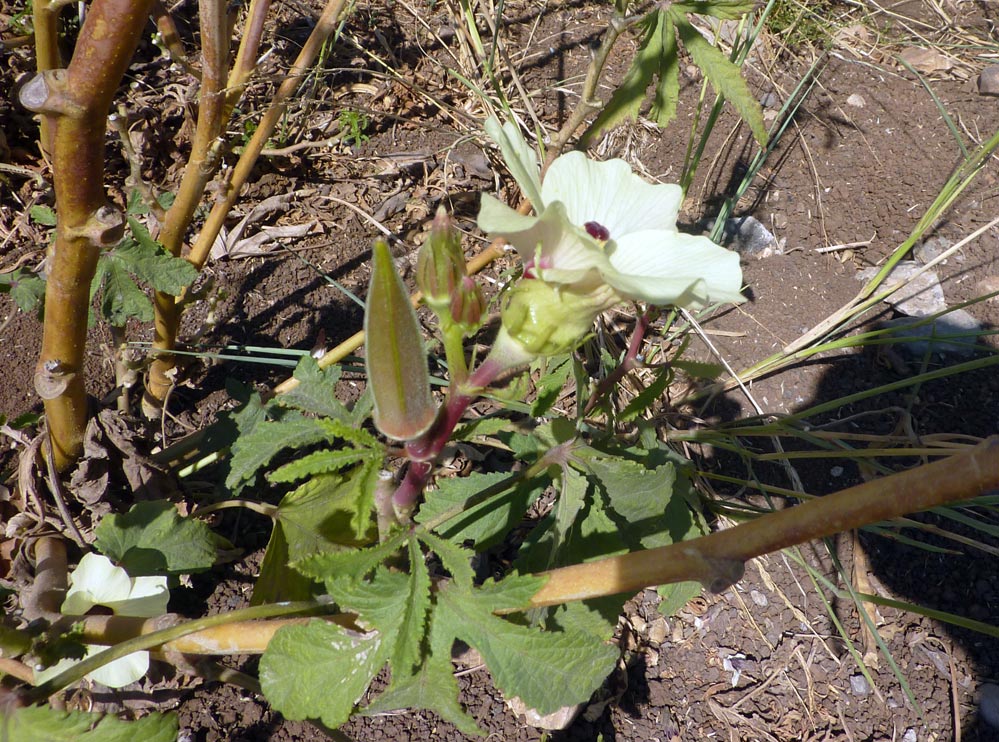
[2,1,999,741]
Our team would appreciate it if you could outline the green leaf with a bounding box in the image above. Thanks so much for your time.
[251,468,378,604]
[251,523,315,605]
[268,448,376,484]
[260,618,389,728]
[577,453,675,524]
[363,607,483,736]
[121,217,198,294]
[276,356,353,421]
[417,530,475,587]
[658,580,702,616]
[582,11,666,145]
[651,13,680,127]
[619,365,674,422]
[452,416,512,441]
[293,533,407,583]
[262,566,429,727]
[552,466,589,564]
[394,541,431,673]
[2,705,177,742]
[281,467,379,556]
[672,359,724,379]
[673,14,768,145]
[96,257,152,326]
[0,268,46,314]
[416,472,543,550]
[436,579,619,715]
[94,500,216,576]
[364,239,436,441]
[29,204,57,226]
[670,0,756,20]
[226,411,356,489]
[531,356,572,417]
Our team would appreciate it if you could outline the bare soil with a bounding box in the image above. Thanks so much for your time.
[2,1,999,741]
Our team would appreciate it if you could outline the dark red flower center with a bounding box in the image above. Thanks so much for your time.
[584,221,610,241]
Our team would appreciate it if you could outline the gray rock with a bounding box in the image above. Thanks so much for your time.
[980,683,999,729]
[717,216,780,258]
[858,261,947,317]
[879,310,983,357]
[849,673,871,696]
[912,236,953,265]
[978,65,999,97]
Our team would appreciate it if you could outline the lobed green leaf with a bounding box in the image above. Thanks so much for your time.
[121,218,198,295]
[275,356,353,421]
[673,14,768,145]
[436,580,619,715]
[94,500,216,576]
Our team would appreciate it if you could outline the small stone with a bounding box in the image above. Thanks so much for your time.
[880,310,983,358]
[507,697,583,730]
[846,93,866,107]
[648,617,669,645]
[750,590,768,607]
[980,683,999,728]
[978,65,999,97]
[717,216,780,258]
[760,92,780,109]
[857,262,947,317]
[913,236,952,265]
[830,465,844,477]
[901,729,917,742]
[849,673,871,696]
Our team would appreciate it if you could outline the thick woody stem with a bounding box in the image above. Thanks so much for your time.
[527,436,999,607]
[146,0,230,404]
[20,0,155,468]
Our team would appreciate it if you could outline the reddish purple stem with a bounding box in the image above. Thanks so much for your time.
[393,356,506,511]
[582,307,654,416]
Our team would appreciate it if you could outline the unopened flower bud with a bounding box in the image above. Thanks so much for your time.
[500,278,617,357]
[416,206,465,314]
[450,275,486,332]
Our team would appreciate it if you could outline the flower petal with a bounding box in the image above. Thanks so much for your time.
[106,575,169,618]
[87,650,150,689]
[604,232,745,307]
[485,118,544,209]
[542,153,683,237]
[485,201,609,281]
[477,193,538,235]
[31,645,151,689]
[62,553,132,615]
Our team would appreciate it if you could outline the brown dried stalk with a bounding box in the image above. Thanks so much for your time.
[146,0,349,404]
[20,0,155,469]
[146,0,231,404]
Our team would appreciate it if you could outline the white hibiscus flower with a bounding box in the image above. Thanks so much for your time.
[34,553,169,689]
[476,118,744,358]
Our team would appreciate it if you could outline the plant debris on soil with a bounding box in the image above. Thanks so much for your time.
[2,0,999,740]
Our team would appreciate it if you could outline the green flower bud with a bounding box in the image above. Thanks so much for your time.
[450,275,486,333]
[416,206,465,314]
[499,278,617,357]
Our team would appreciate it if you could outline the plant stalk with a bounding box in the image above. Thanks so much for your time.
[20,0,155,469]
[526,436,999,606]
[145,0,350,403]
